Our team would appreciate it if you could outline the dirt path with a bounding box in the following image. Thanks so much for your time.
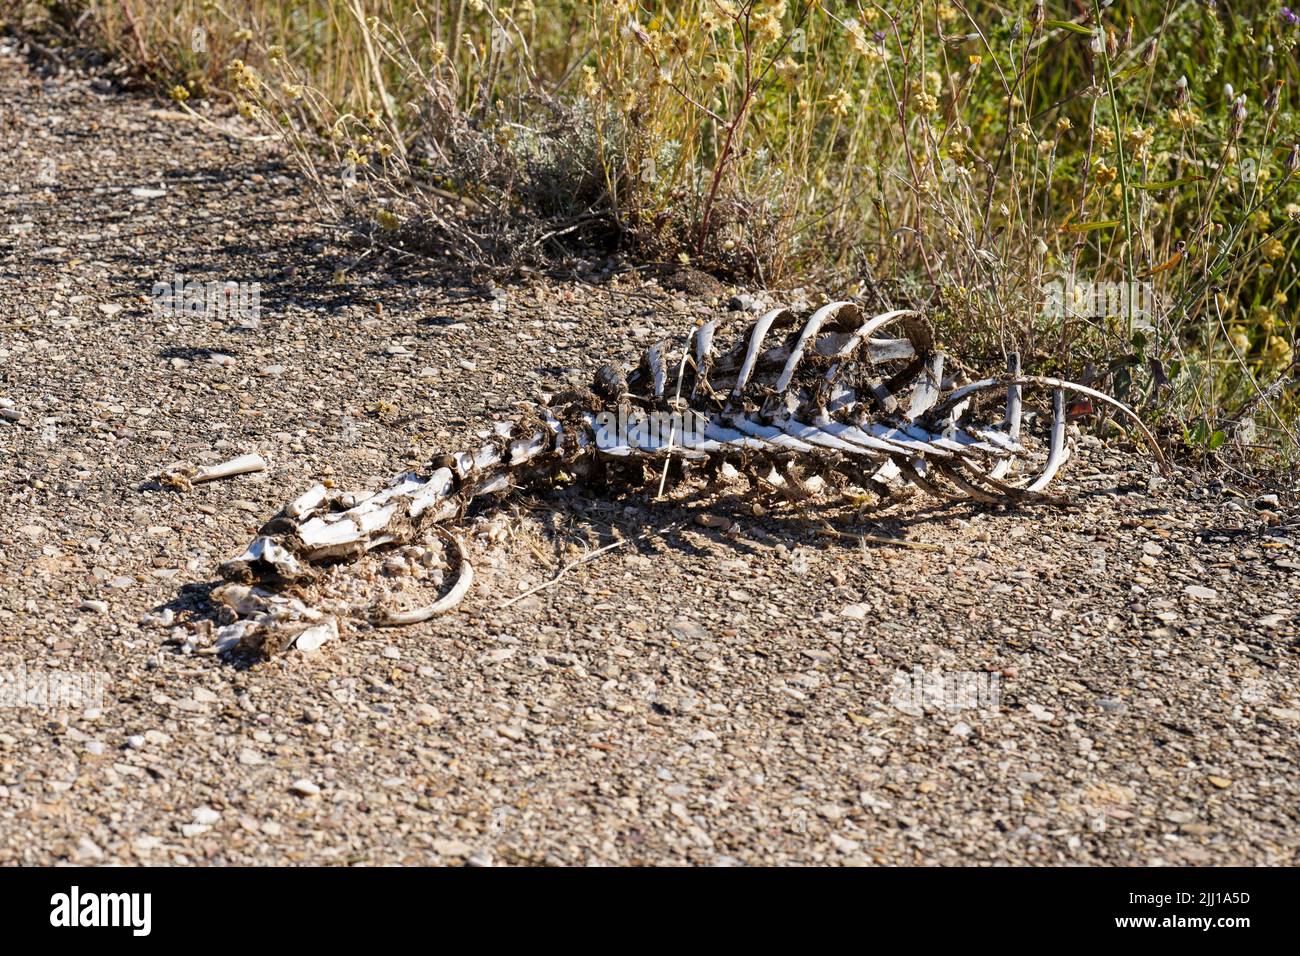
[1,45,1297,866]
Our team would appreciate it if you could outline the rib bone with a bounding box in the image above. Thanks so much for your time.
[198,301,1162,655]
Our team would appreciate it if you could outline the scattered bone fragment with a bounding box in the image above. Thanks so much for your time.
[219,535,310,583]
[371,533,473,626]
[209,583,337,656]
[293,619,338,653]
[286,483,328,518]
[192,300,1162,655]
[161,453,267,491]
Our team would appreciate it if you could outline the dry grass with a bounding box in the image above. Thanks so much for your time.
[6,0,1299,465]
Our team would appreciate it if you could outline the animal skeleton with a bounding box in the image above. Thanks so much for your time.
[209,302,1164,655]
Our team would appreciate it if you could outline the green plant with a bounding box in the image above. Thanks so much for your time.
[9,0,1299,466]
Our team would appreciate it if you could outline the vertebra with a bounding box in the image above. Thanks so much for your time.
[209,302,1164,655]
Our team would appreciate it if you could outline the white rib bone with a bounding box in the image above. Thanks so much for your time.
[815,420,913,456]
[1027,389,1070,492]
[781,418,878,455]
[645,342,667,399]
[929,374,1164,469]
[732,308,790,398]
[773,301,856,393]
[905,353,944,420]
[703,418,771,451]
[201,299,1162,658]
[728,414,817,452]
[989,353,1023,480]
[824,309,919,386]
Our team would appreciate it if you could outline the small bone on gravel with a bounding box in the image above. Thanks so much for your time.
[161,453,267,490]
[192,453,267,484]
[292,618,338,653]
[286,483,329,518]
[371,532,473,626]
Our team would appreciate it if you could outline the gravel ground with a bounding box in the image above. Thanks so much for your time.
[1,44,1298,866]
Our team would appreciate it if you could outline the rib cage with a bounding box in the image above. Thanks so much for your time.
[211,302,1165,654]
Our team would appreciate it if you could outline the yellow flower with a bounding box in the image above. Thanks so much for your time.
[236,100,258,119]
[712,60,735,85]
[1094,125,1115,149]
[914,91,939,114]
[1094,162,1117,186]
[267,45,285,62]
[582,65,599,97]
[774,57,801,80]
[1228,326,1251,355]
[1125,125,1154,161]
[170,84,190,102]
[1264,335,1293,367]
[827,88,853,116]
[228,59,260,93]
[377,209,399,230]
[847,24,873,58]
[753,12,782,46]
[1125,125,1153,150]
[1169,108,1199,131]
[1262,237,1285,260]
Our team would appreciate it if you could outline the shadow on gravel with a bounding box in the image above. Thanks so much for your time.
[147,468,1124,669]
